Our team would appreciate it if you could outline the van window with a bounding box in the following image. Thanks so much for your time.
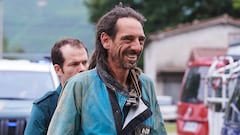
[181,67,209,103]
[0,71,55,99]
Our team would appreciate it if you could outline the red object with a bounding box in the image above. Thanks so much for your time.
[177,48,227,135]
[177,102,208,135]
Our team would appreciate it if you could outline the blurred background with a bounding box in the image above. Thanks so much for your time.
[1,0,95,55]
[1,0,240,135]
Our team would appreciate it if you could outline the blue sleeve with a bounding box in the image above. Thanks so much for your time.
[24,104,47,135]
[140,74,167,135]
[46,80,80,135]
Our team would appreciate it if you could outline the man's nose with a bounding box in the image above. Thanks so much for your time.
[131,40,143,52]
[78,64,88,73]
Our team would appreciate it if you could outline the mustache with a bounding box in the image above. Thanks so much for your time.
[125,50,141,56]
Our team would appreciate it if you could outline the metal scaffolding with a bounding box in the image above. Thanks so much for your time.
[0,0,3,58]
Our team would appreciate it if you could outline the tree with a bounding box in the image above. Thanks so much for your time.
[3,36,24,53]
[85,0,240,34]
[233,0,240,9]
[3,36,8,52]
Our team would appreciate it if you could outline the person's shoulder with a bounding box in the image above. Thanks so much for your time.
[139,73,152,82]
[33,90,58,104]
[70,69,98,81]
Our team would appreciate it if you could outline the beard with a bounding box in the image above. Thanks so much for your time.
[122,60,138,69]
[112,48,142,69]
[121,52,140,69]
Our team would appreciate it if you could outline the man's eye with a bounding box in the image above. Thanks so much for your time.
[139,39,145,45]
[82,61,87,65]
[71,63,79,66]
[123,36,133,42]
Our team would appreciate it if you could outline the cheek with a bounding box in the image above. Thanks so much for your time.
[114,44,126,56]
[71,68,80,74]
[64,71,77,80]
[65,68,77,75]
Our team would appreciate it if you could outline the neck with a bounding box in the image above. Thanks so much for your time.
[108,63,129,89]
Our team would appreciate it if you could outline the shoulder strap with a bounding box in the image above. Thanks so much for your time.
[106,87,123,135]
[130,69,142,98]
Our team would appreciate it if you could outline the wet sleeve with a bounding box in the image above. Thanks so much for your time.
[47,81,80,135]
[24,104,47,135]
[145,77,167,135]
[152,98,168,135]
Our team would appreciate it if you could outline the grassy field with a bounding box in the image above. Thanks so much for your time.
[165,121,177,133]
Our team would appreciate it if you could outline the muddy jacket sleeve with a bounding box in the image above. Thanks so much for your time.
[46,79,80,135]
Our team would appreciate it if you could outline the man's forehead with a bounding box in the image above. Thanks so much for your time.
[115,18,144,35]
[116,17,142,26]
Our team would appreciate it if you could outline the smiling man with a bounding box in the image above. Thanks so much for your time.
[47,4,167,135]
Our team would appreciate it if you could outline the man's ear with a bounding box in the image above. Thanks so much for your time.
[100,32,111,49]
[54,64,62,76]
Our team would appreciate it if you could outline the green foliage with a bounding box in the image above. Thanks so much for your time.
[3,36,8,52]
[5,0,95,53]
[11,45,24,53]
[3,36,24,53]
[138,53,144,71]
[84,0,240,34]
[233,0,240,9]
[165,122,176,133]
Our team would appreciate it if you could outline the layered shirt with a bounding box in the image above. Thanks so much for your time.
[47,65,167,135]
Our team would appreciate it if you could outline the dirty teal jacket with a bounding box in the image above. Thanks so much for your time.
[24,85,62,135]
[47,68,167,135]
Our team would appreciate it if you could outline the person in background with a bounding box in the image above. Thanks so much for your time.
[47,4,167,135]
[24,37,89,135]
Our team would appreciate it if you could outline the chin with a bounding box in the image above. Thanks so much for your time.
[123,63,137,69]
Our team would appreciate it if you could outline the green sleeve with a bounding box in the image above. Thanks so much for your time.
[47,81,80,135]
[24,104,47,135]
[140,74,167,135]
[150,81,167,135]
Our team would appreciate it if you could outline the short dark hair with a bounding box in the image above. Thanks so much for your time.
[93,4,146,67]
[51,37,88,69]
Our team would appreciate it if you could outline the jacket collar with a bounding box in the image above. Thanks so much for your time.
[96,63,129,96]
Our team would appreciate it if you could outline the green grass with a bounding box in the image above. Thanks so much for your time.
[165,121,177,133]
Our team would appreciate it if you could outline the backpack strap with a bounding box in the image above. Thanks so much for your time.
[106,87,123,135]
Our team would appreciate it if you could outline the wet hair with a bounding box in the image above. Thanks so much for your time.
[51,37,88,69]
[91,4,146,68]
[88,50,97,70]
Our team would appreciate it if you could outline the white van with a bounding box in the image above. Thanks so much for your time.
[0,59,59,135]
